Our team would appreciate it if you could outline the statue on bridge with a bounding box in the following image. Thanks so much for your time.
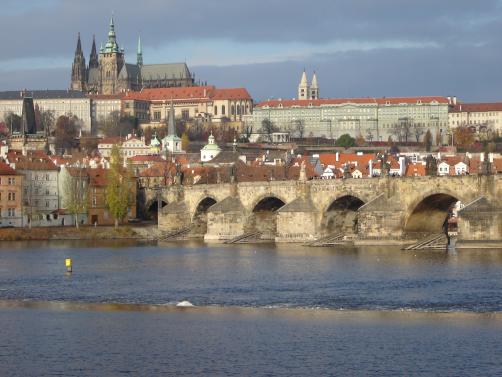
[425,155,438,176]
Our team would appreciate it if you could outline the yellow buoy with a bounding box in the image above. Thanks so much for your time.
[65,258,72,273]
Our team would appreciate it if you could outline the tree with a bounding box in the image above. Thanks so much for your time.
[98,111,137,137]
[4,112,21,133]
[293,119,306,139]
[106,145,132,228]
[335,134,356,148]
[356,134,366,147]
[181,132,190,151]
[241,121,253,142]
[413,123,424,142]
[424,129,433,152]
[63,169,88,228]
[365,129,374,143]
[453,125,475,150]
[0,122,9,137]
[261,118,278,142]
[55,115,78,154]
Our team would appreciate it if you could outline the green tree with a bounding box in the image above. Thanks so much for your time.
[106,145,132,228]
[424,129,433,152]
[63,168,88,228]
[335,133,356,148]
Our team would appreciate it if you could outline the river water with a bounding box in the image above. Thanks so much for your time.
[1,241,502,376]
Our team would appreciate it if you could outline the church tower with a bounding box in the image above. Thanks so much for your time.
[89,35,99,69]
[310,71,319,100]
[70,33,87,91]
[298,70,310,100]
[99,17,125,95]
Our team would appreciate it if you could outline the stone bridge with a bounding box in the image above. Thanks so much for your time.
[153,175,502,246]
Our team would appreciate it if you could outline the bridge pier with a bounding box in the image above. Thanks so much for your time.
[204,197,246,242]
[457,197,502,248]
[275,197,318,242]
[357,194,406,242]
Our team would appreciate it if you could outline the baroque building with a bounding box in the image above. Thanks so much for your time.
[71,18,196,95]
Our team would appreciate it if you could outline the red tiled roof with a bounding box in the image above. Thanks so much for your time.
[128,155,164,162]
[450,103,502,113]
[122,86,252,102]
[212,88,252,100]
[0,161,20,175]
[257,96,448,108]
[88,94,124,100]
[405,163,426,177]
[99,137,124,145]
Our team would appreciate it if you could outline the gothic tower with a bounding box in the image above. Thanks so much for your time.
[298,70,310,100]
[99,17,125,95]
[310,71,319,100]
[70,33,87,91]
[89,35,99,69]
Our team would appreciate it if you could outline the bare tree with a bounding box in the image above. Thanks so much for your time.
[261,118,278,143]
[413,123,424,142]
[366,129,374,143]
[293,119,306,139]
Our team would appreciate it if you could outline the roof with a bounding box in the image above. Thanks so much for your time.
[128,155,164,162]
[9,154,59,171]
[122,85,252,102]
[450,103,502,113]
[141,63,192,81]
[256,96,448,108]
[0,90,87,100]
[119,63,140,81]
[0,161,20,175]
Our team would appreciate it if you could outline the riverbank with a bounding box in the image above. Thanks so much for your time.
[0,225,162,241]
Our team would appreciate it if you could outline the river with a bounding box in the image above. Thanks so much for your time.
[1,241,502,376]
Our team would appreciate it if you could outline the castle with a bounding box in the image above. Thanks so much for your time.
[71,18,195,95]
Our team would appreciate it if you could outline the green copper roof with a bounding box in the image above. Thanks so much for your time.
[102,16,121,54]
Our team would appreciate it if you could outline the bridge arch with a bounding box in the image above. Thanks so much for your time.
[405,191,462,234]
[191,196,218,237]
[145,198,168,220]
[323,195,366,235]
[246,195,286,239]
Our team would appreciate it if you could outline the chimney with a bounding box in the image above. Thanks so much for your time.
[480,153,485,162]
[399,156,406,176]
[447,96,451,105]
[336,152,339,162]
[453,96,457,105]
[369,159,373,177]
[489,153,494,163]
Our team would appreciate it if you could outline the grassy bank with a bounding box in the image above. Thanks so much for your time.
[0,226,158,241]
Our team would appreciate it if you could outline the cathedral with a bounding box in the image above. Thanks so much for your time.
[71,18,196,95]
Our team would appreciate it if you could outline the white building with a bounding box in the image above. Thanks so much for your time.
[0,90,92,133]
[449,102,502,132]
[90,94,123,133]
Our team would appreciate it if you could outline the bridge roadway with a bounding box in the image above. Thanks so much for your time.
[152,175,502,246]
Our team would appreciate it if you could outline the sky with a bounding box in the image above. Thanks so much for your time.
[1,0,502,102]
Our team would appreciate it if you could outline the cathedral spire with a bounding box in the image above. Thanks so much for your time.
[89,34,99,69]
[137,35,143,67]
[310,71,319,100]
[298,69,310,100]
[71,33,86,91]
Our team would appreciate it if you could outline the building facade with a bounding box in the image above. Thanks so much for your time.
[253,96,449,143]
[0,90,92,134]
[0,161,23,227]
[71,18,195,95]
[122,86,253,126]
[449,102,502,132]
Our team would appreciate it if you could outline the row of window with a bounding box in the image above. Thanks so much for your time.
[214,104,250,116]
[0,178,16,185]
[0,208,17,217]
[0,192,16,201]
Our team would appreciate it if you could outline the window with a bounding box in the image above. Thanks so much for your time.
[8,178,15,185]
[222,105,226,115]
[182,109,189,120]
[231,105,235,115]
[46,200,49,208]
[93,196,97,206]
[46,174,49,181]
[214,106,218,116]
[8,192,15,201]
[153,111,161,121]
[7,208,15,217]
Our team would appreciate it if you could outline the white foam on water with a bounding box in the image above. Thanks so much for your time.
[176,300,194,307]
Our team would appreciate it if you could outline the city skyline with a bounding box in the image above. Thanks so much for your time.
[2,0,502,101]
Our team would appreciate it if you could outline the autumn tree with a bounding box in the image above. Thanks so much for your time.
[293,119,306,139]
[34,105,55,135]
[55,115,79,154]
[181,132,190,150]
[413,124,424,142]
[453,125,475,150]
[356,134,366,147]
[106,145,132,228]
[98,111,137,137]
[63,168,88,228]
